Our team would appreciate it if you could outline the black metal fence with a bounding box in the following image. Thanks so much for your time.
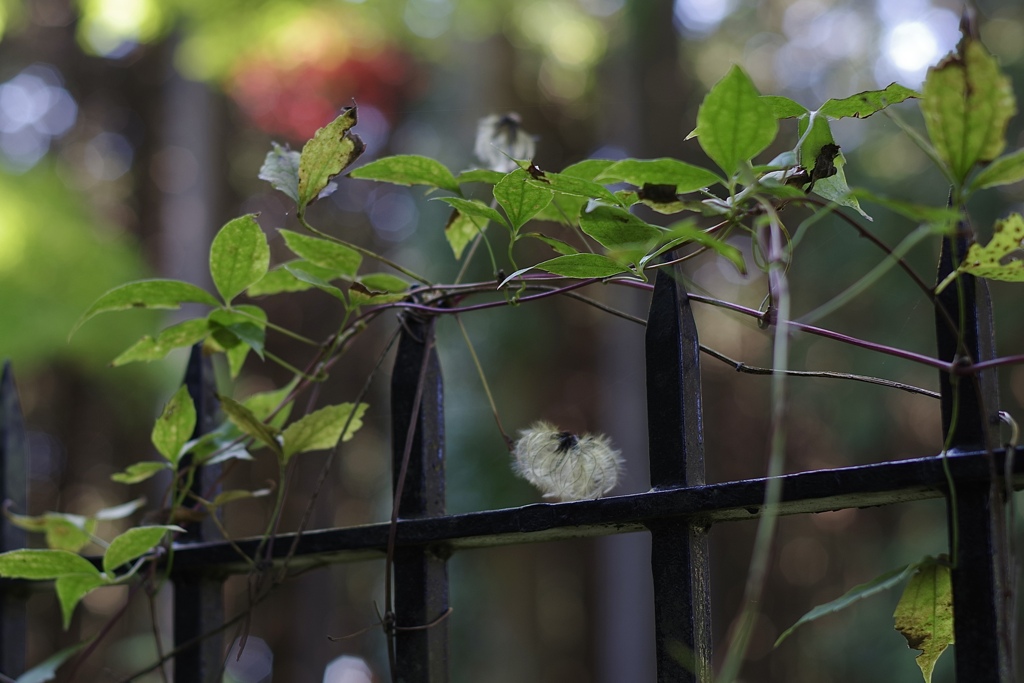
[0,238,1020,682]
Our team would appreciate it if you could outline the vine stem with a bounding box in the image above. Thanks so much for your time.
[368,281,958,372]
[718,203,791,682]
[454,315,512,447]
[278,326,403,575]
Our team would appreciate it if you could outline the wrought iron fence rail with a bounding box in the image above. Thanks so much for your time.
[164,447,1024,574]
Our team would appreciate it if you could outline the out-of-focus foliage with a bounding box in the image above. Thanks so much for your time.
[0,162,155,372]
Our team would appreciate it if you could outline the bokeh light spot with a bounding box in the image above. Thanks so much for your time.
[675,0,734,34]
[886,21,938,72]
[0,65,77,171]
[77,0,165,57]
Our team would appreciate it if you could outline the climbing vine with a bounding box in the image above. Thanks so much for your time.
[1,21,1023,683]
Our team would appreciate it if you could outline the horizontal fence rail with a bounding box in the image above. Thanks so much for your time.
[161,448,1024,573]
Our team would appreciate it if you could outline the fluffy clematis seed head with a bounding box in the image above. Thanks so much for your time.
[474,113,536,173]
[511,421,622,501]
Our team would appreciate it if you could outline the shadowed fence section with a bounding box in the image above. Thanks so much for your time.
[0,250,1020,682]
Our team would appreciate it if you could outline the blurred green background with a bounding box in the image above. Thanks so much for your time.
[1,0,1023,681]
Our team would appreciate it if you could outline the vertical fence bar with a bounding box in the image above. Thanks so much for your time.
[934,232,1014,681]
[173,345,225,683]
[391,313,448,683]
[644,266,712,682]
[0,362,27,677]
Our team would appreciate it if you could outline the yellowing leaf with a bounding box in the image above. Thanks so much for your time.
[281,402,369,461]
[151,385,197,465]
[959,213,1024,282]
[219,394,282,457]
[922,38,1016,185]
[893,557,954,683]
[444,209,485,259]
[298,107,364,209]
[103,525,183,575]
[56,574,106,629]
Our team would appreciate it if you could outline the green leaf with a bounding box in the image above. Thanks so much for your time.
[818,83,920,119]
[210,487,273,507]
[5,511,96,552]
[15,642,85,683]
[531,160,613,224]
[527,169,623,206]
[494,168,553,232]
[208,305,267,367]
[183,424,255,467]
[443,209,486,260]
[561,158,617,179]
[775,562,916,646]
[348,282,408,306]
[762,95,808,119]
[757,151,799,172]
[433,197,509,229]
[226,337,255,378]
[349,154,460,194]
[531,254,630,279]
[970,148,1024,191]
[359,273,409,293]
[111,461,171,485]
[0,549,99,579]
[811,156,870,220]
[279,230,362,277]
[697,65,778,177]
[455,168,505,185]
[281,402,369,461]
[652,221,746,274]
[795,119,871,220]
[219,394,282,456]
[152,385,196,465]
[248,260,348,296]
[283,263,347,303]
[298,106,364,208]
[532,193,587,225]
[597,158,722,194]
[55,573,106,629]
[209,215,270,304]
[94,498,147,521]
[522,232,578,255]
[894,557,954,683]
[103,525,182,575]
[952,213,1024,284]
[922,38,1016,185]
[203,447,254,466]
[579,206,661,249]
[111,318,211,366]
[258,142,301,205]
[42,515,96,552]
[242,379,298,425]
[72,280,218,337]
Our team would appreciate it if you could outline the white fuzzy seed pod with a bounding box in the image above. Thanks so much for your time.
[474,113,536,173]
[511,421,623,501]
